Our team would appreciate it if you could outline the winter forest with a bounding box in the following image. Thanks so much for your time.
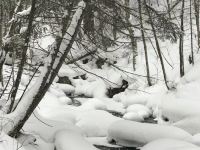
[0,0,200,149]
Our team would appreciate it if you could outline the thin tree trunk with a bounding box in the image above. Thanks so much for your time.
[0,1,4,87]
[125,0,137,71]
[179,0,185,77]
[190,0,194,64]
[166,0,171,18]
[5,1,87,137]
[194,0,200,51]
[138,0,152,86]
[145,0,169,90]
[8,0,37,113]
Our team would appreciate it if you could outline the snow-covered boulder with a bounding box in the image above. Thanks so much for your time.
[56,83,75,95]
[54,129,98,150]
[113,94,148,107]
[161,99,200,122]
[141,139,200,150]
[107,120,193,147]
[76,110,121,137]
[79,98,107,111]
[174,116,200,135]
[123,112,144,122]
[58,96,72,105]
[123,104,152,121]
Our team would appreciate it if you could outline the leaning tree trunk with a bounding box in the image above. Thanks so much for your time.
[3,0,87,138]
[145,0,169,90]
[138,0,152,86]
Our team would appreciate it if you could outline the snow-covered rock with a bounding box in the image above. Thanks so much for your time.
[55,129,98,150]
[76,110,121,137]
[123,112,144,122]
[79,98,107,111]
[174,116,200,135]
[107,120,193,147]
[126,104,152,118]
[113,94,148,107]
[58,96,72,105]
[56,83,75,94]
[141,139,200,150]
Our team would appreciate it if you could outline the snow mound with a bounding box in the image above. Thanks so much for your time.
[174,116,200,135]
[107,120,193,147]
[74,79,107,98]
[123,112,144,122]
[79,98,107,111]
[56,83,75,95]
[55,129,98,150]
[58,96,72,105]
[76,110,121,137]
[23,110,80,142]
[113,94,148,107]
[161,99,200,122]
[141,139,200,150]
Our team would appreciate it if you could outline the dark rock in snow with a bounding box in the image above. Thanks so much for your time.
[57,76,72,85]
[106,80,128,98]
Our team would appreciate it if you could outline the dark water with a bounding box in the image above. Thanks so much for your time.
[95,145,138,150]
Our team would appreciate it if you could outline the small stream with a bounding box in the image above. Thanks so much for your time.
[95,145,138,150]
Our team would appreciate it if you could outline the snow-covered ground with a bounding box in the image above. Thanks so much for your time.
[1,3,200,149]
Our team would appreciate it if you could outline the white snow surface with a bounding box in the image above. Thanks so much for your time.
[0,132,25,150]
[141,139,200,150]
[107,120,193,147]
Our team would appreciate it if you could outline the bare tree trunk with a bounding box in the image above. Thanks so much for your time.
[8,0,37,113]
[194,0,200,51]
[5,1,87,137]
[145,0,169,90]
[125,0,137,71]
[138,0,152,86]
[83,0,94,37]
[166,0,171,18]
[190,0,194,64]
[179,0,185,77]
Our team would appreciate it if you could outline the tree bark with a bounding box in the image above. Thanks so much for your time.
[145,0,169,89]
[138,0,152,86]
[194,0,200,51]
[8,0,37,113]
[0,1,4,87]
[125,0,137,71]
[179,0,185,77]
[190,0,194,65]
